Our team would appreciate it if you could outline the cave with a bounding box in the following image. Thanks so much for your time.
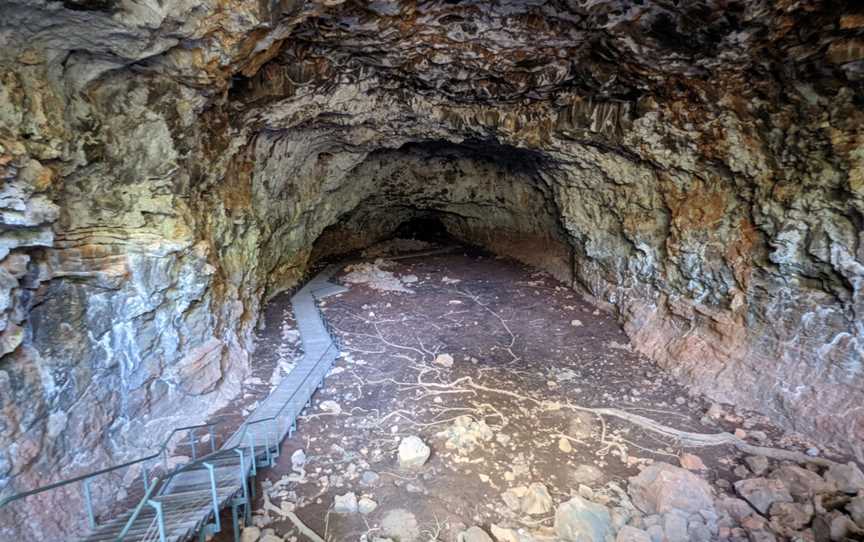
[0,1,863,541]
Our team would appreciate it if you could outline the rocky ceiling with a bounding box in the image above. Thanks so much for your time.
[1,0,864,538]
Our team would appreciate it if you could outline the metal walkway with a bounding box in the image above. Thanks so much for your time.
[1,265,347,542]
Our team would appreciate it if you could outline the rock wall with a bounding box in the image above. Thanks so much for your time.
[0,0,862,538]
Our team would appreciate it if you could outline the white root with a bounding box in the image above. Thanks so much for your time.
[285,511,326,542]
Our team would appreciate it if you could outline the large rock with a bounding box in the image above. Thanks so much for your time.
[627,463,714,514]
[825,463,864,494]
[457,527,494,542]
[734,478,793,515]
[615,526,651,542]
[770,465,834,498]
[554,496,612,542]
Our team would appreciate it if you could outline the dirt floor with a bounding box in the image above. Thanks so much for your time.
[230,244,837,542]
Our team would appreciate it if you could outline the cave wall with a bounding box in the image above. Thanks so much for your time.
[0,0,863,539]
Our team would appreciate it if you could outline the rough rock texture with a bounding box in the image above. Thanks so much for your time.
[0,0,863,539]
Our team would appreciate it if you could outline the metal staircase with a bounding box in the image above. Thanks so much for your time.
[0,265,348,542]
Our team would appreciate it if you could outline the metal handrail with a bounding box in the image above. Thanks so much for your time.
[0,419,227,508]
[1,268,345,541]
[232,341,337,452]
[115,444,232,541]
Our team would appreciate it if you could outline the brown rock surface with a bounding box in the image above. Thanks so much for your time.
[0,1,862,539]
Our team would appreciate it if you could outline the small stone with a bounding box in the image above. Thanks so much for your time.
[358,497,378,515]
[291,449,307,472]
[570,319,583,327]
[679,453,707,471]
[734,465,751,478]
[615,525,651,542]
[241,526,261,542]
[824,462,864,494]
[707,403,724,419]
[559,437,573,453]
[434,353,454,367]
[734,478,793,515]
[361,470,380,486]
[319,400,341,414]
[398,436,431,469]
[554,496,612,542]
[334,492,358,513]
[521,482,553,515]
[734,428,748,439]
[457,526,494,542]
[744,456,769,476]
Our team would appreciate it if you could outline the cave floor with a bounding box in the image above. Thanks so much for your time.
[228,246,821,542]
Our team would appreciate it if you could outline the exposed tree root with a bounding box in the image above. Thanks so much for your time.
[462,378,842,468]
[285,511,326,542]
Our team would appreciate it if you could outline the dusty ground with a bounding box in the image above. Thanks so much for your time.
[230,245,843,542]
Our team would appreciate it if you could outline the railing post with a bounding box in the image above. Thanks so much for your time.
[234,449,251,525]
[208,424,216,453]
[264,430,272,467]
[247,432,257,476]
[82,477,96,530]
[271,420,280,460]
[141,463,150,493]
[189,428,198,461]
[203,462,221,533]
[147,499,167,542]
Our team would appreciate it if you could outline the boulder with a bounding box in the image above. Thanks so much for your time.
[825,462,864,494]
[848,495,864,526]
[554,496,612,542]
[662,511,688,542]
[717,496,756,522]
[770,464,834,497]
[615,526,651,542]
[398,436,431,468]
[627,463,714,514]
[734,478,793,515]
[768,501,813,531]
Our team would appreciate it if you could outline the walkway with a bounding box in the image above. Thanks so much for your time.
[78,265,347,542]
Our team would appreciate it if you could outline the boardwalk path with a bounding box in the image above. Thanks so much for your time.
[81,265,347,542]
